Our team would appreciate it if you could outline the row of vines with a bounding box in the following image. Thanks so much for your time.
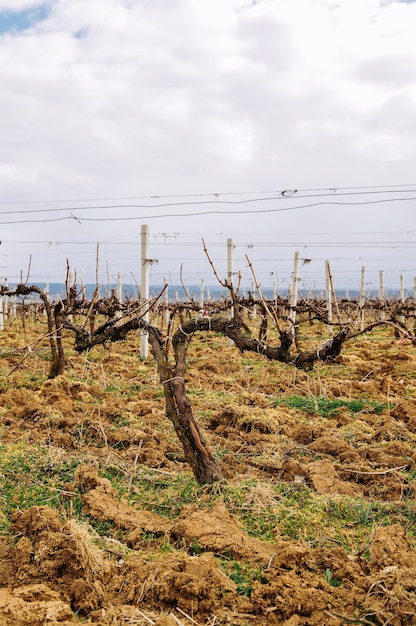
[1,269,414,486]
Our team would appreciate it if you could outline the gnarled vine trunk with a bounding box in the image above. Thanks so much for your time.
[147,326,223,484]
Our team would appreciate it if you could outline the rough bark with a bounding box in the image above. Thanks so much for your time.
[171,316,349,371]
[65,315,224,485]
[14,284,66,378]
[148,326,224,484]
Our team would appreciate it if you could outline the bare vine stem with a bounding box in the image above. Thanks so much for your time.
[245,253,282,332]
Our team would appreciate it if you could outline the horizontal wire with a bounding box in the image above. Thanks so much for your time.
[0,188,415,217]
[2,238,415,247]
[2,227,416,246]
[1,196,416,225]
[1,182,416,206]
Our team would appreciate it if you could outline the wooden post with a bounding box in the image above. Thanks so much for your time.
[227,238,233,345]
[117,273,122,303]
[325,260,333,333]
[43,282,49,319]
[379,271,384,300]
[116,273,123,319]
[3,296,8,322]
[379,271,385,320]
[359,266,365,331]
[200,278,204,311]
[3,280,8,321]
[400,274,405,302]
[227,238,233,290]
[140,224,150,359]
[400,274,405,325]
[327,260,342,327]
[288,251,299,335]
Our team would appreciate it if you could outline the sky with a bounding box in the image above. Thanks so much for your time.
[0,0,416,295]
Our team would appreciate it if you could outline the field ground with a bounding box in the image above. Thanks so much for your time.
[0,316,415,625]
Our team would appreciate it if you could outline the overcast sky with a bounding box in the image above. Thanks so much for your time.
[0,0,415,295]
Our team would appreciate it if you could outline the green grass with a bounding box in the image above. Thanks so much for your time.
[0,443,84,532]
[127,472,200,517]
[0,428,415,570]
[220,560,267,596]
[324,568,342,587]
[275,395,389,417]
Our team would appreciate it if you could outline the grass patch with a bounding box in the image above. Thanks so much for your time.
[275,395,389,417]
[127,472,200,517]
[220,560,267,596]
[0,443,84,533]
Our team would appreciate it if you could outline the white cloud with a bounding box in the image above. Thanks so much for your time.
[0,0,415,287]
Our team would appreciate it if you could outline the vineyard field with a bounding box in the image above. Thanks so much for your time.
[0,312,416,625]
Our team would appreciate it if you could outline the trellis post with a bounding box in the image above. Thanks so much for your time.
[400,274,405,325]
[3,280,8,321]
[140,224,150,359]
[400,274,405,302]
[379,271,385,320]
[43,282,49,319]
[200,278,204,311]
[359,266,366,331]
[227,238,233,345]
[325,260,333,333]
[288,251,299,335]
[117,273,122,303]
[116,273,123,319]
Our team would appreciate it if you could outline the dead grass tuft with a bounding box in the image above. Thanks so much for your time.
[63,518,105,576]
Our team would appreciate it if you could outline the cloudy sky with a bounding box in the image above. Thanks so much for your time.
[1,0,415,295]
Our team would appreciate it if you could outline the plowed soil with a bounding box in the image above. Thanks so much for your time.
[0,317,415,625]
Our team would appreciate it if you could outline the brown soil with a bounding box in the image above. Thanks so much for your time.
[1,321,416,625]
